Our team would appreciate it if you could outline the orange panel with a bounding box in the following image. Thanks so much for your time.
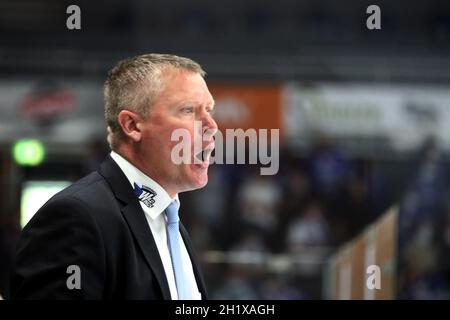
[209,84,282,133]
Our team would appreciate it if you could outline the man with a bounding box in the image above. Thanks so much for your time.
[10,54,218,299]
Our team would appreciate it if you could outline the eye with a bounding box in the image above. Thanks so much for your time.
[207,108,215,116]
[181,106,194,114]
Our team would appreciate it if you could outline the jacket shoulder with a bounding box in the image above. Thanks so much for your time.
[29,171,121,229]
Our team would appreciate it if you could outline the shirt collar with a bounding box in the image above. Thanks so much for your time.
[110,151,180,220]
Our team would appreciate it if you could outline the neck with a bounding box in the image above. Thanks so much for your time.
[114,145,177,199]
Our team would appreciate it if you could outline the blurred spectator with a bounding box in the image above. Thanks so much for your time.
[286,200,330,251]
[237,173,281,235]
[230,232,268,253]
[309,135,351,196]
[397,140,450,299]
[190,166,226,228]
[212,266,261,300]
[282,166,311,204]
[328,172,371,242]
[259,276,307,300]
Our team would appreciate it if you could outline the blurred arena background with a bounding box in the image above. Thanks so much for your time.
[1,0,450,299]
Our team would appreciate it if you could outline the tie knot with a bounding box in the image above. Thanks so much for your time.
[165,201,179,224]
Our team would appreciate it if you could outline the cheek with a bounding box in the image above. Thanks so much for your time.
[171,124,197,148]
[149,121,198,163]
[147,122,174,144]
[142,126,172,161]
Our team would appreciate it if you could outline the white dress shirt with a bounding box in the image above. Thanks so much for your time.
[110,151,201,300]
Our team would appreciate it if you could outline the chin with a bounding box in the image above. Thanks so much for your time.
[193,175,209,190]
[183,174,208,192]
[183,164,209,190]
[198,177,208,188]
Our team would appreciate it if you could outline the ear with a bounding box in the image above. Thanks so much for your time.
[117,110,143,142]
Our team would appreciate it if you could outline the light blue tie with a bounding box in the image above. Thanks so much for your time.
[165,201,189,300]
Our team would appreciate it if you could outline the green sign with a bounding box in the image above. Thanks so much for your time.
[12,139,46,166]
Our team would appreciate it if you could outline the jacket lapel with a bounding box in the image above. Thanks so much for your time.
[98,155,171,300]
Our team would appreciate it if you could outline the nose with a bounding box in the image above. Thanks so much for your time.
[202,111,218,137]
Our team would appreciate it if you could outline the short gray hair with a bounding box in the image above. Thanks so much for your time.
[104,53,206,150]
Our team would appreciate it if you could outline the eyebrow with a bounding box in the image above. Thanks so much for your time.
[186,100,215,108]
[172,99,215,109]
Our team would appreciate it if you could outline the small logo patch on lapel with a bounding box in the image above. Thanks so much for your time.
[134,183,157,208]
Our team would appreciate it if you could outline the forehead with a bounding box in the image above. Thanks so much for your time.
[157,68,214,105]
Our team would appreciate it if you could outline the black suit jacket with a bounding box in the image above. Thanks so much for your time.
[10,155,208,299]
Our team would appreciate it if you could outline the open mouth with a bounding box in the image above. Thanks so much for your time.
[194,144,214,164]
